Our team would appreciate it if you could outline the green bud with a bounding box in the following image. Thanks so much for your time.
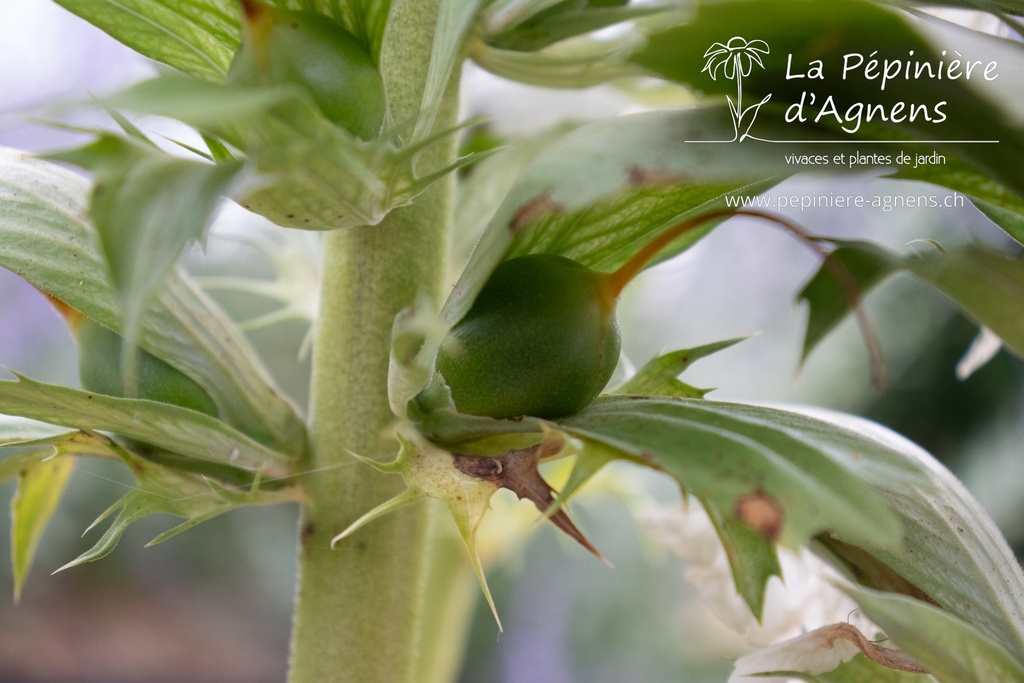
[436,254,621,420]
[228,0,386,139]
[77,318,219,416]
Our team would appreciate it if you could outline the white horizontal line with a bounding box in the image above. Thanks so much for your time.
[685,139,1000,144]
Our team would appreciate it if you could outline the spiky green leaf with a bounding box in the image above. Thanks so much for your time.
[798,407,1024,660]
[105,77,477,232]
[704,500,782,621]
[614,336,748,398]
[10,456,75,600]
[52,0,238,80]
[0,374,291,472]
[59,453,293,572]
[557,400,1024,654]
[50,0,393,81]
[47,135,241,348]
[799,242,1024,361]
[561,397,907,550]
[0,148,306,455]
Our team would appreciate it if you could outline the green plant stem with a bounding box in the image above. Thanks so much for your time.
[288,3,460,681]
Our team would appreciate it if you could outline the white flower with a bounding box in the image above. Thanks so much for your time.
[641,503,926,681]
[640,503,869,649]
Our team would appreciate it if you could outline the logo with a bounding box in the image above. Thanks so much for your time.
[702,37,771,142]
[695,37,1000,145]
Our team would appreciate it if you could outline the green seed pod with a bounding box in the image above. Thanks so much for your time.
[437,254,621,420]
[76,318,219,417]
[228,0,385,140]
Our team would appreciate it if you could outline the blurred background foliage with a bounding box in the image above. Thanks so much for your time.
[1,1,1022,681]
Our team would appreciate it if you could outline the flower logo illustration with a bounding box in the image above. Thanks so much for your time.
[702,37,772,141]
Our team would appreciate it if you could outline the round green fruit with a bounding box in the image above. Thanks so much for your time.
[228,2,385,139]
[77,318,219,416]
[436,254,621,420]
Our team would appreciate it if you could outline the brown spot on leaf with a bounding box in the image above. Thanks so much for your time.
[302,522,315,539]
[735,490,783,541]
[452,440,604,561]
[509,191,563,233]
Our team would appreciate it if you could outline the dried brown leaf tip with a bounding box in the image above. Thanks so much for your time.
[735,490,783,542]
[831,623,928,674]
[452,440,605,561]
[732,622,927,677]
[508,191,563,234]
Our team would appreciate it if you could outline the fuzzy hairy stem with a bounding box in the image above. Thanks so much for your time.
[287,3,461,681]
